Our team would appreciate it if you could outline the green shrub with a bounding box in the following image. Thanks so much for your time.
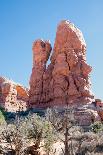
[90,121,103,133]
[0,110,5,124]
[0,106,6,118]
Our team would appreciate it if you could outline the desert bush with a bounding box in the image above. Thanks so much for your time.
[23,113,56,155]
[1,107,103,155]
[0,112,56,155]
[0,117,26,155]
[45,108,103,155]
[0,109,5,124]
[90,121,103,133]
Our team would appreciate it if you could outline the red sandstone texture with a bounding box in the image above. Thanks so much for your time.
[0,77,29,112]
[29,20,94,107]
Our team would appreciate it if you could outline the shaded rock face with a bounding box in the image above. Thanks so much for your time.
[0,77,29,112]
[29,20,94,107]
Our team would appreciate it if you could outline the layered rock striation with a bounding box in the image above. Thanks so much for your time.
[29,20,94,108]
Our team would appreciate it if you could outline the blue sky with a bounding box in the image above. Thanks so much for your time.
[0,0,103,100]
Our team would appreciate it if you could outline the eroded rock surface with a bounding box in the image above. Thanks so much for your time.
[29,20,94,107]
[0,77,29,112]
[29,40,52,105]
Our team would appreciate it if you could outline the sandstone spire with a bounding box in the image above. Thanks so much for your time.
[29,20,94,107]
[29,40,52,105]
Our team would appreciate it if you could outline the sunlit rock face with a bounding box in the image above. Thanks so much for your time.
[0,77,29,112]
[29,20,94,107]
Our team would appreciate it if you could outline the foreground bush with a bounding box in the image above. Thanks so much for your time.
[90,121,103,133]
[0,113,56,155]
[45,108,103,155]
[0,109,5,124]
[0,108,103,155]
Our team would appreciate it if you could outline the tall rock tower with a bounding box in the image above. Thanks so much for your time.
[29,40,52,106]
[29,20,94,108]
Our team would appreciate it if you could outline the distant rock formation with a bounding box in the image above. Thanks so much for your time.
[29,20,94,107]
[0,77,29,112]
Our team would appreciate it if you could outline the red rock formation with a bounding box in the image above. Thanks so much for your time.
[0,20,102,125]
[0,77,29,112]
[29,40,52,105]
[29,20,94,107]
